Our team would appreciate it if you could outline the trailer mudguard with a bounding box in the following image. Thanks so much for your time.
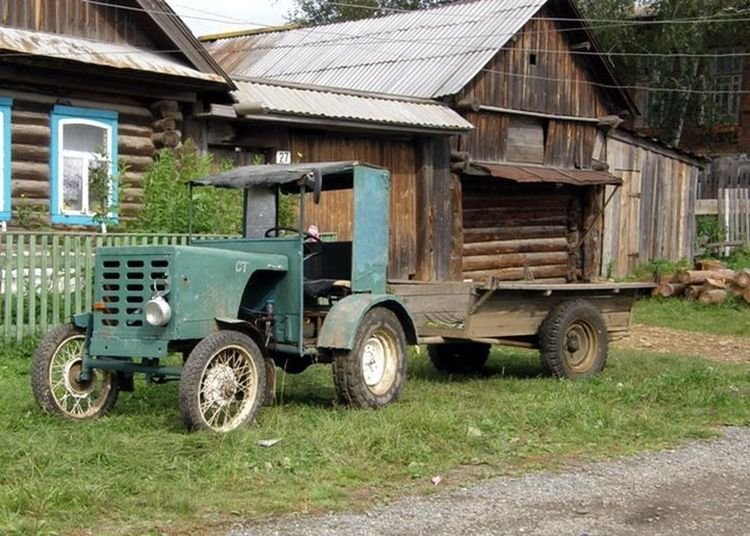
[317,294,417,350]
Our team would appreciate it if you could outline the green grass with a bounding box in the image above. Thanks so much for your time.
[634,297,750,337]
[2,341,749,534]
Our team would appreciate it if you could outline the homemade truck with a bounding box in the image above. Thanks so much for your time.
[31,162,651,432]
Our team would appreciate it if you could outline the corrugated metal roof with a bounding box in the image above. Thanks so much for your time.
[467,162,623,186]
[231,79,473,132]
[204,0,547,98]
[0,26,225,83]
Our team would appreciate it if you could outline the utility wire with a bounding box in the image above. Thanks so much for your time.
[8,1,743,97]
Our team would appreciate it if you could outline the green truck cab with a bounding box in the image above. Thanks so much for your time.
[31,162,416,432]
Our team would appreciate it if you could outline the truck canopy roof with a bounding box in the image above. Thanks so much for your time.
[191,161,385,192]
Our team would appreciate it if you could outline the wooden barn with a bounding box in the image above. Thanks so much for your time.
[0,0,231,227]
[198,0,702,281]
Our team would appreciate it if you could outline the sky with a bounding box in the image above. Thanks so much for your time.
[165,0,296,37]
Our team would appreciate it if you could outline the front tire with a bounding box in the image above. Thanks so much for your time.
[538,300,607,379]
[332,308,407,408]
[31,323,119,419]
[428,342,490,374]
[179,331,266,432]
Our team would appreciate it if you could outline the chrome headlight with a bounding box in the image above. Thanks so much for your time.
[144,296,172,326]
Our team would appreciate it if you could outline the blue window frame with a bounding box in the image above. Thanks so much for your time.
[50,106,119,225]
[0,96,12,221]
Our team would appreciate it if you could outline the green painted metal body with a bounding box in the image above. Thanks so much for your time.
[351,166,390,294]
[89,243,291,358]
[317,293,417,350]
[76,163,412,378]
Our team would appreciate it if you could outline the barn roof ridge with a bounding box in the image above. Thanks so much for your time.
[202,0,636,114]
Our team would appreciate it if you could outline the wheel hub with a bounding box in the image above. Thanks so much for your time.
[362,336,386,387]
[564,323,594,368]
[203,364,238,407]
[63,359,95,397]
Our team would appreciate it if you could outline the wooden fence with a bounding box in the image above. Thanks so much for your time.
[0,232,237,341]
[720,188,750,254]
[700,155,750,200]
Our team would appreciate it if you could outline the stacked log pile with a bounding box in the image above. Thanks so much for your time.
[653,262,750,305]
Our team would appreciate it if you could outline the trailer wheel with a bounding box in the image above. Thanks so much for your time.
[539,300,607,379]
[332,308,407,408]
[427,343,490,374]
[31,323,118,420]
[179,331,266,432]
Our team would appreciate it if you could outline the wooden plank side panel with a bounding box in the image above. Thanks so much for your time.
[468,291,635,338]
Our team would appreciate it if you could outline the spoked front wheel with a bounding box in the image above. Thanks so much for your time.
[179,331,266,432]
[31,324,119,419]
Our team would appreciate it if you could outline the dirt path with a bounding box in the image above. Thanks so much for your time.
[614,324,750,364]
[228,428,750,536]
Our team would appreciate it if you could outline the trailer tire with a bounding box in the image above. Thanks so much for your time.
[427,343,490,374]
[31,323,119,420]
[179,330,266,432]
[539,300,607,379]
[332,307,407,408]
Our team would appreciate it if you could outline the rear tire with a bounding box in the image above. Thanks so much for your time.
[538,300,607,379]
[31,323,118,420]
[179,331,266,432]
[427,343,490,374]
[332,308,407,408]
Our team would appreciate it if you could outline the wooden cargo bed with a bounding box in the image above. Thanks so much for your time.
[388,280,654,345]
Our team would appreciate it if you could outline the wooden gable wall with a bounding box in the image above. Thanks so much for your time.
[456,6,614,168]
[1,0,156,46]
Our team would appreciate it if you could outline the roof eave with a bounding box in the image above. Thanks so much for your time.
[134,0,236,90]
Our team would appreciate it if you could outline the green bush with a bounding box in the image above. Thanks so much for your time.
[726,246,750,271]
[626,258,692,281]
[695,215,725,247]
[127,142,242,235]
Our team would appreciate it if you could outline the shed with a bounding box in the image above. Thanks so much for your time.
[200,0,702,281]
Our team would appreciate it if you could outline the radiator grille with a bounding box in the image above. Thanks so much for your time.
[96,256,170,328]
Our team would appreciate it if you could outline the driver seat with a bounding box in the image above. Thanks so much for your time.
[303,279,351,300]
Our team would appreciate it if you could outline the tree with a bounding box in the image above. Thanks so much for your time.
[578,0,750,147]
[289,0,453,25]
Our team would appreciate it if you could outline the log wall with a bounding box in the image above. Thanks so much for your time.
[0,90,184,227]
[461,179,582,284]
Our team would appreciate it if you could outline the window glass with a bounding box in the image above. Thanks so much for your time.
[63,123,108,152]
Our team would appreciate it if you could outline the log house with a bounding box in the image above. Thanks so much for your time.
[0,0,231,227]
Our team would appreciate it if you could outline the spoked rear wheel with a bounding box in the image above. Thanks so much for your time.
[31,324,119,419]
[179,331,266,432]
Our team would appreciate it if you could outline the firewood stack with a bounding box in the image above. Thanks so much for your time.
[653,261,750,305]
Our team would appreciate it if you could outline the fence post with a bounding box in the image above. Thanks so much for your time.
[3,234,12,340]
[40,234,49,335]
[15,233,24,342]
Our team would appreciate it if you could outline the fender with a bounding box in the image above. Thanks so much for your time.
[317,294,417,350]
[73,312,91,330]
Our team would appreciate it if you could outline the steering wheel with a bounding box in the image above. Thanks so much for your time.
[263,226,324,260]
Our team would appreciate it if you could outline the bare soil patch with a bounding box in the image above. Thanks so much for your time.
[614,324,750,364]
